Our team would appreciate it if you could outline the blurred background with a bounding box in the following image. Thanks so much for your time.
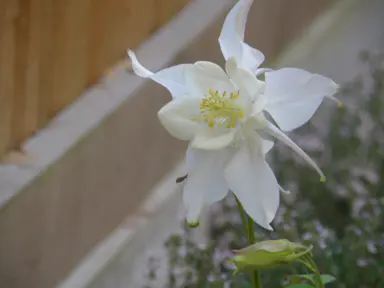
[0,0,383,287]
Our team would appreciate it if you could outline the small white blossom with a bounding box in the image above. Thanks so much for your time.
[128,0,338,229]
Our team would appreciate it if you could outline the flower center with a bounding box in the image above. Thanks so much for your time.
[194,89,245,128]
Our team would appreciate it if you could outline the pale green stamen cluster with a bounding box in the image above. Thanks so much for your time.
[194,89,245,128]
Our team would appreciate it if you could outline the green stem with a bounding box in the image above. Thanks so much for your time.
[235,196,262,288]
[235,196,248,237]
[304,255,324,288]
[297,256,323,288]
[247,217,261,288]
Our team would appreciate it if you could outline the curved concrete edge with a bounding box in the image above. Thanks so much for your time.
[57,161,188,288]
[58,160,209,288]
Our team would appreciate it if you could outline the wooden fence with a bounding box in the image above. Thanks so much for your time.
[0,0,189,158]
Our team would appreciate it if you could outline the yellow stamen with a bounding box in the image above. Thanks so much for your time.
[194,89,244,129]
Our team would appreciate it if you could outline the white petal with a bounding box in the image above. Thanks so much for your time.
[264,122,325,181]
[326,94,343,107]
[183,148,232,223]
[219,0,264,71]
[152,65,192,99]
[127,50,191,99]
[264,68,339,131]
[225,138,279,230]
[252,93,267,115]
[225,57,238,77]
[242,126,273,154]
[186,61,236,98]
[225,58,264,105]
[262,138,274,154]
[183,183,204,224]
[254,68,273,77]
[127,50,153,77]
[278,184,291,195]
[191,129,236,150]
[158,98,202,140]
[241,42,265,73]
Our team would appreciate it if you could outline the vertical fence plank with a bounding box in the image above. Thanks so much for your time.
[37,0,54,127]
[24,0,41,139]
[49,0,70,117]
[69,0,90,105]
[57,0,90,108]
[0,1,17,155]
[87,0,107,84]
[0,2,8,155]
[126,0,156,50]
[12,0,30,147]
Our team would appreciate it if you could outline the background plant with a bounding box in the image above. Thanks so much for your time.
[144,51,384,288]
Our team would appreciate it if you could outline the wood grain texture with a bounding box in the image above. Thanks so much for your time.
[0,0,16,154]
[0,0,191,158]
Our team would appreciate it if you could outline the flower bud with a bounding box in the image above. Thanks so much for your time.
[187,220,200,228]
[228,239,312,272]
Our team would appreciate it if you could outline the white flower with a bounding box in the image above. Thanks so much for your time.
[127,0,339,230]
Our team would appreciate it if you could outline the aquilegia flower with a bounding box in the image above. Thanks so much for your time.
[127,0,339,230]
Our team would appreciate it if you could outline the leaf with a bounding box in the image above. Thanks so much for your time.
[290,274,316,284]
[290,274,336,286]
[285,284,314,288]
[207,280,225,288]
[320,274,337,284]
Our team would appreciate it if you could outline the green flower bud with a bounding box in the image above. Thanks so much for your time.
[228,239,312,272]
[187,220,200,228]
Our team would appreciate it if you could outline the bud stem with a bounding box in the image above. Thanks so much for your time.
[234,196,262,288]
[304,254,324,288]
[296,255,324,288]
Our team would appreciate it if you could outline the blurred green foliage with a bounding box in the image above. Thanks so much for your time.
[144,52,384,288]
